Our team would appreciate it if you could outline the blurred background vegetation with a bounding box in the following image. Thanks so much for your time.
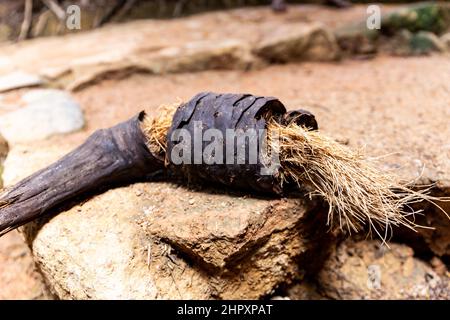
[1,0,446,42]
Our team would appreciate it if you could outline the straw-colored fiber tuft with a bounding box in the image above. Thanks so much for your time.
[267,119,449,240]
[141,100,180,158]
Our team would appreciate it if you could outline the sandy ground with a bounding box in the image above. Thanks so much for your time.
[0,231,50,299]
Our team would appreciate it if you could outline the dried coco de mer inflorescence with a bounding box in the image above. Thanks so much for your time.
[143,92,448,239]
[0,92,447,239]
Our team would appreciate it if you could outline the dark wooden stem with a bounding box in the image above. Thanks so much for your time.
[0,112,163,237]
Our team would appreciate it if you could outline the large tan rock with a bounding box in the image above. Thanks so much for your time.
[441,33,450,51]
[67,39,257,91]
[0,72,43,93]
[334,24,378,56]
[139,184,334,299]
[253,23,340,62]
[3,143,332,299]
[285,281,326,300]
[317,240,450,299]
[0,131,8,188]
[394,193,450,257]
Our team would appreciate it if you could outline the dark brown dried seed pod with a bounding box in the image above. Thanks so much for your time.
[166,92,317,194]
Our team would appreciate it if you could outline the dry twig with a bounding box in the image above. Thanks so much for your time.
[18,0,33,41]
[41,0,66,21]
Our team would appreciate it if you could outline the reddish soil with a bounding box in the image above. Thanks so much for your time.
[0,231,50,299]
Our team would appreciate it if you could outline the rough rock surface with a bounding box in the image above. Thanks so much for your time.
[334,24,378,56]
[388,30,447,56]
[0,71,43,93]
[285,281,326,300]
[317,240,450,299]
[394,193,450,258]
[67,39,257,91]
[253,23,339,62]
[3,144,332,299]
[0,131,8,188]
[0,89,84,144]
[441,33,450,49]
[139,185,333,299]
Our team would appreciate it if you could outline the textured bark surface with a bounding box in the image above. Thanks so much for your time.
[0,112,163,236]
[166,92,317,194]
